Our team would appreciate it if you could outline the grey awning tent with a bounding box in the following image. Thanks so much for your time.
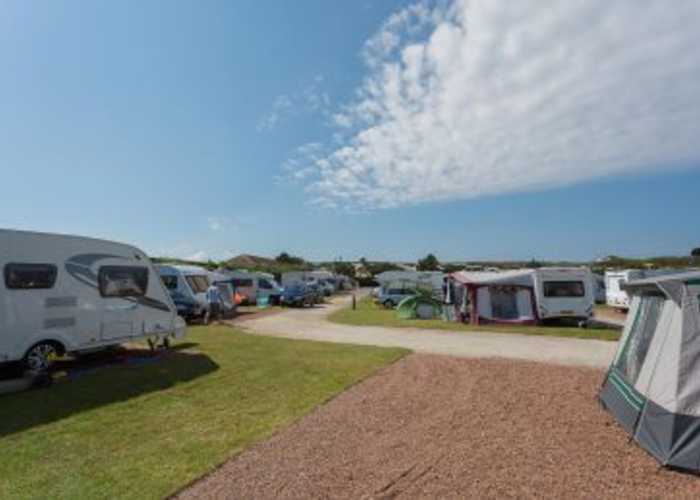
[599,271,700,472]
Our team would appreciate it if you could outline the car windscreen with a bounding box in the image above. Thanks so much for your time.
[185,275,209,294]
[232,278,254,287]
[160,275,178,290]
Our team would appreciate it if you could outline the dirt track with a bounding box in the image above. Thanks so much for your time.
[177,355,700,499]
[240,294,617,368]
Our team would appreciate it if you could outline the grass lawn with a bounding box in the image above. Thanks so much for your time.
[0,326,407,500]
[329,297,621,341]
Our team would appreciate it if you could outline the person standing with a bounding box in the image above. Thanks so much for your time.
[443,276,456,322]
[205,283,222,324]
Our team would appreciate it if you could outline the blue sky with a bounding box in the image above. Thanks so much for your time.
[1,0,698,262]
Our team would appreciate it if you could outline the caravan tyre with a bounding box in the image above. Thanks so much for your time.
[24,342,62,373]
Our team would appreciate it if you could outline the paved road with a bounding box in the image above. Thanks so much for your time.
[593,307,627,327]
[238,293,617,368]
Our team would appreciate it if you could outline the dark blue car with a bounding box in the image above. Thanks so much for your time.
[169,290,198,320]
[280,284,314,307]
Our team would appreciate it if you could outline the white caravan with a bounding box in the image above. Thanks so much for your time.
[156,264,211,320]
[604,269,685,310]
[0,229,186,371]
[226,270,282,304]
[532,268,595,322]
[605,270,646,310]
[281,270,330,287]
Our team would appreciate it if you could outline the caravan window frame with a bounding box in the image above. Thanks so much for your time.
[98,265,149,298]
[4,263,58,290]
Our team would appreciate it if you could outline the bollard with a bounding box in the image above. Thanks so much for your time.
[352,293,356,310]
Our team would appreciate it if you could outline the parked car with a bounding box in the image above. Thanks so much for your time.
[280,284,314,307]
[319,279,335,297]
[169,290,199,320]
[306,282,325,303]
[378,287,417,308]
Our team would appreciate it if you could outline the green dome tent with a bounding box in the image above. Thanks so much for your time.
[396,294,442,320]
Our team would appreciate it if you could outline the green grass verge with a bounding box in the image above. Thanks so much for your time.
[0,326,407,500]
[329,297,621,341]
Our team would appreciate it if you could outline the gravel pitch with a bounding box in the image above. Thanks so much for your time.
[176,355,700,499]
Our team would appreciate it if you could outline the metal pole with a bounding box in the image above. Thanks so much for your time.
[352,293,356,310]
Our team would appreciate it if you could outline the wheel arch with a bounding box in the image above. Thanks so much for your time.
[22,332,74,358]
[25,338,67,357]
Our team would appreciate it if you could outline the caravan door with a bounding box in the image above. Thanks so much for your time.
[98,265,148,341]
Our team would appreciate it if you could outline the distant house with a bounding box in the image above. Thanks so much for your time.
[353,262,372,280]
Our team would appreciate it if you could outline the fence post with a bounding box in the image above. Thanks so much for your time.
[352,293,356,310]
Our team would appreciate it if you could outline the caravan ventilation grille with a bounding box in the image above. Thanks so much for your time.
[45,297,79,308]
[44,317,77,329]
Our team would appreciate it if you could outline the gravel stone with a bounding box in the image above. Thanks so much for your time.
[176,354,700,499]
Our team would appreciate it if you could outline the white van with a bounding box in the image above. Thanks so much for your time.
[156,264,211,320]
[532,268,595,322]
[226,270,282,304]
[0,229,186,372]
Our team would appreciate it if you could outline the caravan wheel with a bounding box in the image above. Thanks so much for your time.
[24,342,62,373]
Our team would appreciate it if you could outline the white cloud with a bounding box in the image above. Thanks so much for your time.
[207,216,226,232]
[257,95,293,132]
[257,76,332,132]
[287,0,700,209]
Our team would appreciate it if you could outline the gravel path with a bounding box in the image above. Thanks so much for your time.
[177,355,700,499]
[594,307,628,327]
[238,294,617,368]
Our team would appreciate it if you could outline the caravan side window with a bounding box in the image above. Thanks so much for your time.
[98,266,149,298]
[4,263,58,290]
[543,281,585,298]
